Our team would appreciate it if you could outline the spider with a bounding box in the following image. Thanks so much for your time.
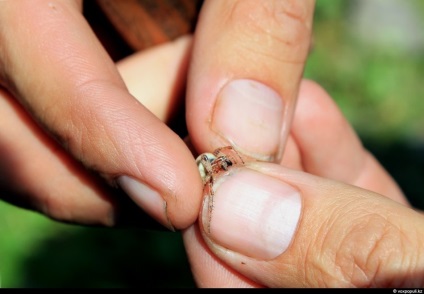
[196,146,245,233]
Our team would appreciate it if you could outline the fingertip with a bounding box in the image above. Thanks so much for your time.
[196,162,424,287]
[186,0,314,162]
[117,35,193,122]
[293,79,366,182]
[0,1,203,231]
[116,128,203,230]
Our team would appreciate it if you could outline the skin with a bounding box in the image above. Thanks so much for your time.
[183,80,423,287]
[1,0,421,287]
[0,0,201,229]
[120,46,423,286]
[120,5,423,286]
[0,0,314,229]
[186,0,315,161]
[0,32,195,227]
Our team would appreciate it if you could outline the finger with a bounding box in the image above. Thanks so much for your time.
[0,36,193,227]
[116,35,192,123]
[0,87,116,226]
[0,87,155,228]
[186,0,315,162]
[198,163,424,287]
[290,80,407,204]
[0,1,201,229]
[183,225,261,288]
[280,134,302,170]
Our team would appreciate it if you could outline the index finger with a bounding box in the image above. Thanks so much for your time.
[0,0,202,230]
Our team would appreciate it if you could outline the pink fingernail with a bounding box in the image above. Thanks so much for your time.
[118,176,174,231]
[202,168,301,260]
[211,79,284,161]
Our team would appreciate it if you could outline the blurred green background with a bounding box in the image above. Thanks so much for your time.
[1,0,424,288]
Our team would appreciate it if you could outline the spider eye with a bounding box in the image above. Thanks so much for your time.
[204,154,216,163]
[225,158,233,167]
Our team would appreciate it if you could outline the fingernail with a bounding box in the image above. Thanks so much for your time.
[117,176,174,231]
[201,169,301,260]
[211,79,284,161]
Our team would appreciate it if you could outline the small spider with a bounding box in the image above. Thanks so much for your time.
[196,146,245,233]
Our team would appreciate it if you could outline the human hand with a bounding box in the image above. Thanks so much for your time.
[183,80,422,287]
[186,0,314,162]
[0,0,202,230]
[0,0,315,232]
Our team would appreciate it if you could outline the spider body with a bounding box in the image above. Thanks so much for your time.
[196,146,245,232]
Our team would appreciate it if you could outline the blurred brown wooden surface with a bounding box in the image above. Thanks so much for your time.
[96,0,203,50]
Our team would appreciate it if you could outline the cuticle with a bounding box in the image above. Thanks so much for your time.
[163,200,175,232]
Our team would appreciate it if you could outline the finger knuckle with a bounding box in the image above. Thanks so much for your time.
[227,0,311,55]
[311,210,415,287]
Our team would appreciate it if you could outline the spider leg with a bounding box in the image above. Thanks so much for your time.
[200,146,245,234]
[213,146,233,157]
[214,146,245,166]
[206,177,215,234]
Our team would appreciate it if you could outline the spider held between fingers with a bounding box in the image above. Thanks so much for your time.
[196,146,245,233]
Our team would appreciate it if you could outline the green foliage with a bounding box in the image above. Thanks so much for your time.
[0,201,195,288]
[306,0,424,142]
[306,0,424,210]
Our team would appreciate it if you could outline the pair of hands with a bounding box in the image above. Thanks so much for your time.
[0,0,423,287]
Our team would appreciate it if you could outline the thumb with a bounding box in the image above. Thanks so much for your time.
[186,0,314,162]
[198,162,424,287]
